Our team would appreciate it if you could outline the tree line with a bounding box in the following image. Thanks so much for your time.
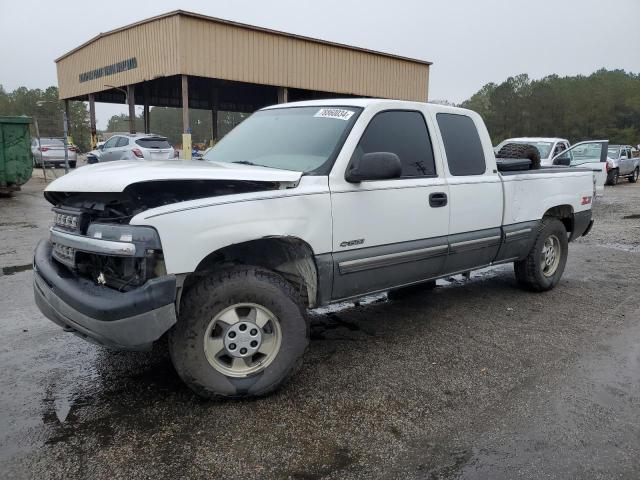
[2,69,639,151]
[0,85,92,150]
[461,69,640,146]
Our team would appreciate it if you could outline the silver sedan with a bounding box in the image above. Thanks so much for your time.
[31,138,78,168]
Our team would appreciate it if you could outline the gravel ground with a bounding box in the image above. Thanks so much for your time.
[0,175,639,479]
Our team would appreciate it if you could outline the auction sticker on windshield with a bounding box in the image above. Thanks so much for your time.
[314,108,355,121]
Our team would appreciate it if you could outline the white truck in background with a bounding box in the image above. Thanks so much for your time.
[495,137,608,195]
[495,137,570,166]
[34,99,600,399]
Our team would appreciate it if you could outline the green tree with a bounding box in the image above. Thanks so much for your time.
[461,69,640,146]
[0,85,91,151]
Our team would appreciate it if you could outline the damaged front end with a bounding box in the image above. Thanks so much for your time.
[44,179,279,290]
[34,178,281,349]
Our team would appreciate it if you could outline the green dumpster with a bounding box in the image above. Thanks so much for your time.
[0,116,33,195]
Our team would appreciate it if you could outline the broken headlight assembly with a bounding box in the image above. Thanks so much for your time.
[50,222,167,291]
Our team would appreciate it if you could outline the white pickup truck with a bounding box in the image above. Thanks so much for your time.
[34,99,598,398]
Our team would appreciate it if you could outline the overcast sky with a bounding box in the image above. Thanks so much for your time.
[1,0,639,128]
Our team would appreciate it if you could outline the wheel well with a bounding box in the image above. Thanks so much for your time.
[543,205,573,233]
[190,237,319,308]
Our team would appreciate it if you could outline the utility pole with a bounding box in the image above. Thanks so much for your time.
[33,119,47,182]
[62,110,70,174]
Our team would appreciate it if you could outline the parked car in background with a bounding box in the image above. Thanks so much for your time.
[31,137,78,168]
[604,145,639,185]
[98,133,175,162]
[494,137,570,166]
[85,148,102,164]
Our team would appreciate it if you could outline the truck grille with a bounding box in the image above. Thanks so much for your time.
[52,242,77,268]
[52,208,85,233]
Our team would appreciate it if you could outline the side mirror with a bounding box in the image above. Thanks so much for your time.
[621,155,628,160]
[552,154,570,166]
[345,152,402,183]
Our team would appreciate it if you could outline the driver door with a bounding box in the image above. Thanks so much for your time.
[552,140,608,195]
[329,109,450,300]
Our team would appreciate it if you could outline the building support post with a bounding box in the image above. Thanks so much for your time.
[127,85,136,134]
[181,75,191,160]
[210,85,218,146]
[277,87,289,104]
[64,99,73,144]
[143,82,150,134]
[88,93,97,149]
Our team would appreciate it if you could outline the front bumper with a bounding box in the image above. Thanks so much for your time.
[33,239,177,350]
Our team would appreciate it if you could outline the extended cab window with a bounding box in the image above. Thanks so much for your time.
[437,113,486,176]
[353,110,436,177]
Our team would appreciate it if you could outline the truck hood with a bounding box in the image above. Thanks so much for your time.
[45,160,303,193]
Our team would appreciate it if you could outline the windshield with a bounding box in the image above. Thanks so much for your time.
[204,106,361,173]
[495,140,554,158]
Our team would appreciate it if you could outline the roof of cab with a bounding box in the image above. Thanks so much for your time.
[261,98,474,115]
[501,137,569,143]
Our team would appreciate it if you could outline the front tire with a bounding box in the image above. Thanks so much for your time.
[514,217,568,292]
[629,167,639,183]
[169,265,308,399]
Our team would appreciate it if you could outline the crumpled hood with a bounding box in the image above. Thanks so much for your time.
[45,160,303,193]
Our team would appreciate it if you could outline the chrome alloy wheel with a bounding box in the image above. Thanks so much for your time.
[204,303,282,378]
[541,234,561,277]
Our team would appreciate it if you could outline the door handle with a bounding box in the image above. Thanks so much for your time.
[429,192,448,208]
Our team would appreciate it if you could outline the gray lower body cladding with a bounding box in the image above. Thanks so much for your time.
[570,210,593,241]
[322,214,589,303]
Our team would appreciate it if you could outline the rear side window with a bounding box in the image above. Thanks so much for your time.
[116,137,129,147]
[136,138,171,149]
[437,113,486,176]
[353,110,436,177]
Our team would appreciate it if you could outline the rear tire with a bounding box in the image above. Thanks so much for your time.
[514,217,568,292]
[606,168,619,186]
[629,167,639,183]
[169,265,308,399]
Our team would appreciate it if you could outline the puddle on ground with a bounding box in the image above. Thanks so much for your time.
[622,214,640,220]
[0,221,38,229]
[1,263,33,276]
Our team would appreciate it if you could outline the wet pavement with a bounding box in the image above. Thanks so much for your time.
[1,175,639,479]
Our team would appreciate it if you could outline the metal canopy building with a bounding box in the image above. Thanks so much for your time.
[55,10,432,153]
